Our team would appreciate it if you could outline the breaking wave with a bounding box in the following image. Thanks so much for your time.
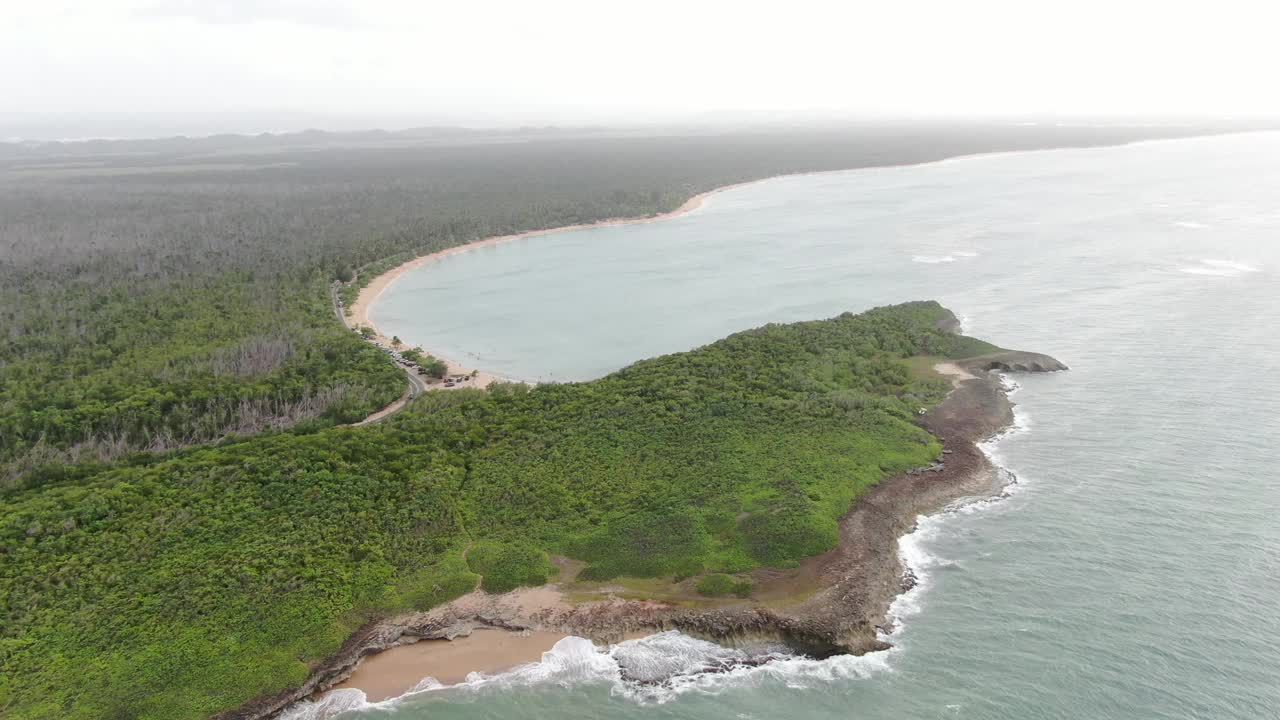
[281,632,896,719]
[884,372,1031,635]
[911,251,979,264]
[1178,258,1261,277]
[278,689,369,720]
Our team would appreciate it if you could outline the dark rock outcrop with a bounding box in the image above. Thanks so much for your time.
[959,350,1068,374]
[933,309,964,334]
[214,617,460,720]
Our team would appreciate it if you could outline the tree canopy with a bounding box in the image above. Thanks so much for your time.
[0,301,998,719]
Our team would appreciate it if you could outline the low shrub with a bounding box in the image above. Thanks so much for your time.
[466,540,554,593]
[696,573,753,598]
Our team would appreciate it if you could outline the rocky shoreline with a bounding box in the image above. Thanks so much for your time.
[219,349,1064,720]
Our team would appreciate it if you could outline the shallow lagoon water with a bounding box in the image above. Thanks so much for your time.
[355,133,1280,719]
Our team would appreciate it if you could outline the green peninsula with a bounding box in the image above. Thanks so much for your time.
[1,301,1000,719]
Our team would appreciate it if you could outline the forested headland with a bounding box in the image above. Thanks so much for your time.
[3,301,998,719]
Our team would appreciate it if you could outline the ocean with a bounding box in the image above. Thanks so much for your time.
[337,131,1280,719]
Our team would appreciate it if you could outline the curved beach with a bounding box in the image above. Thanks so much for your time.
[342,144,1114,389]
[346,187,718,387]
[346,168,868,386]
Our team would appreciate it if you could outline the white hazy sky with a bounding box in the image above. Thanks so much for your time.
[3,0,1278,137]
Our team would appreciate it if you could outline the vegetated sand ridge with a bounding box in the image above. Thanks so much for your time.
[219,329,1067,719]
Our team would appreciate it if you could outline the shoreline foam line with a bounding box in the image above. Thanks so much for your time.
[885,372,1033,637]
[283,630,897,720]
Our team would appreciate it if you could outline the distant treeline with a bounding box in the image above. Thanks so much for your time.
[0,123,1222,479]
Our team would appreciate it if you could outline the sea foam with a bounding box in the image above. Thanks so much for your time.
[1178,258,1262,277]
[884,372,1031,635]
[438,632,889,702]
[277,688,372,720]
[911,251,979,264]
[280,632,899,718]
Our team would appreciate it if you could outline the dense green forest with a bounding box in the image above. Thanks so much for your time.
[1,301,998,719]
[0,123,1213,481]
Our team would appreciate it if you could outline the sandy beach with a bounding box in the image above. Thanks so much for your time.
[343,176,789,389]
[332,629,567,702]
[339,184,728,418]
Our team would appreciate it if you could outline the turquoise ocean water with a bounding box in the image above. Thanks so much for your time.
[312,132,1280,719]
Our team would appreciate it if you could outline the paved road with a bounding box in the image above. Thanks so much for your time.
[404,365,429,398]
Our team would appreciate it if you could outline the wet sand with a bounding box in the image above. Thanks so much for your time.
[332,629,567,702]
